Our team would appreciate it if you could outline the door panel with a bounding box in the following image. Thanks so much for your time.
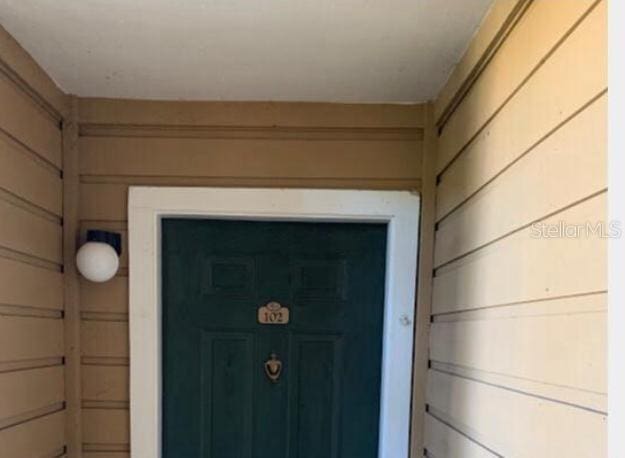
[290,335,342,458]
[202,333,254,458]
[162,219,387,458]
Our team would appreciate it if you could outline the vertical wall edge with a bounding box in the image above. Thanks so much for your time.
[62,95,83,457]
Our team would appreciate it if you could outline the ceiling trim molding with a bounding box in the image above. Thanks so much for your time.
[435,0,532,132]
[79,123,424,142]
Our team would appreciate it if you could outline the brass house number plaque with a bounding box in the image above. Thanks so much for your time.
[258,301,290,325]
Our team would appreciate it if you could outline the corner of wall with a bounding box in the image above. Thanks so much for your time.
[0,23,76,458]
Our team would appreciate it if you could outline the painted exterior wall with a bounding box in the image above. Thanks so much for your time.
[75,98,426,456]
[424,0,607,456]
[0,25,69,457]
[0,1,609,455]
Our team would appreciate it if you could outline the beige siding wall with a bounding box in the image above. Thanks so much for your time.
[0,25,68,458]
[76,98,426,456]
[2,5,607,455]
[424,1,607,457]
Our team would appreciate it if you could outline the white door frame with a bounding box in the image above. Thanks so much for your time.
[128,187,420,458]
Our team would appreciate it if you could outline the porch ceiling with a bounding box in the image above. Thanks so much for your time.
[0,0,492,102]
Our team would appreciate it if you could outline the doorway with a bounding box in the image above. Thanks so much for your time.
[128,187,419,457]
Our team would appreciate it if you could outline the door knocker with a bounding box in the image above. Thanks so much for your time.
[264,353,282,383]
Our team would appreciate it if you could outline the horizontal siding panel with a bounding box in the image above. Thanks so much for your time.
[81,276,128,314]
[78,98,425,128]
[79,179,421,221]
[424,412,496,458]
[0,73,62,167]
[79,136,423,179]
[0,257,63,310]
[431,294,606,398]
[0,315,63,362]
[82,408,129,444]
[434,0,525,123]
[84,454,129,458]
[437,3,607,220]
[435,95,606,266]
[81,321,129,358]
[82,366,128,402]
[80,183,128,221]
[433,193,607,314]
[427,370,606,457]
[0,410,65,457]
[430,359,606,415]
[0,199,62,264]
[0,366,64,421]
[436,0,597,173]
[0,135,62,215]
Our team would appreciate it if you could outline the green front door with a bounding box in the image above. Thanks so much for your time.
[162,219,387,458]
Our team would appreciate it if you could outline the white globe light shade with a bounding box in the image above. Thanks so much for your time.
[76,241,119,282]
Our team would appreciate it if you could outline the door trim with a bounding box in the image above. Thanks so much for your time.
[128,187,420,458]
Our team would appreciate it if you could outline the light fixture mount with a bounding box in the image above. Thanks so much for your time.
[86,229,122,255]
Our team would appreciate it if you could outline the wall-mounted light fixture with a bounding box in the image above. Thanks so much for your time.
[76,230,122,282]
